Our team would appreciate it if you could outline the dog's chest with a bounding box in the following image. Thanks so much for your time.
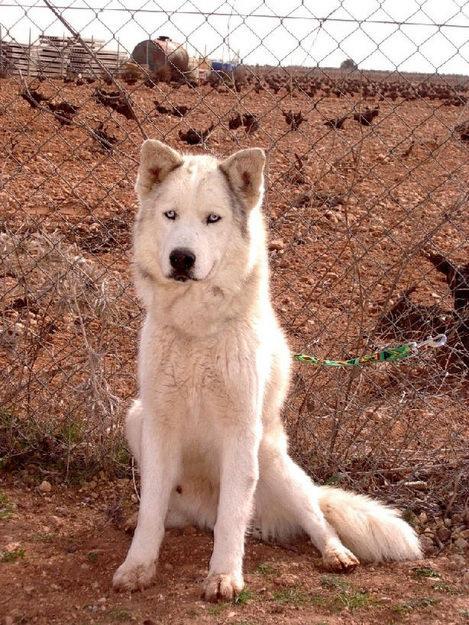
[145,325,255,425]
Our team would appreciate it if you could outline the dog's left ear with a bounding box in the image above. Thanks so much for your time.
[135,139,183,197]
[219,148,266,210]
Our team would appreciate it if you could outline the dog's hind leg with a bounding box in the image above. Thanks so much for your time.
[123,400,192,531]
[255,444,359,572]
[125,399,143,464]
[123,400,201,533]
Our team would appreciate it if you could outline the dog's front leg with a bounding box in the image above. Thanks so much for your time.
[202,421,260,602]
[113,414,178,592]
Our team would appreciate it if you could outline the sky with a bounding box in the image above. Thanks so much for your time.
[1,0,468,75]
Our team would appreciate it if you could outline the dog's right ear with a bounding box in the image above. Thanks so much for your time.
[135,140,183,197]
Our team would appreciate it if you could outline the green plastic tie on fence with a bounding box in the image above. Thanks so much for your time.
[293,334,447,368]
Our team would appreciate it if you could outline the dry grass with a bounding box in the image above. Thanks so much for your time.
[0,228,138,478]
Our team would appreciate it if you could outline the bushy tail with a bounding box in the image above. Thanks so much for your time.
[318,486,422,562]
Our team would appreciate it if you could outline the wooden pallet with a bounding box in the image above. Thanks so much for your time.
[0,37,125,77]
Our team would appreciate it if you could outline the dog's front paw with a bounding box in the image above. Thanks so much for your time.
[113,558,156,591]
[322,546,359,572]
[202,572,244,602]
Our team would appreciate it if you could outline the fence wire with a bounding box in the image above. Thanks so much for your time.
[0,2,468,528]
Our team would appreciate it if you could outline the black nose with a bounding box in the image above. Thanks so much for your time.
[169,248,196,272]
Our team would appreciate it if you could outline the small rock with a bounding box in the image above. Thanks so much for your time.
[5,617,14,625]
[269,239,284,251]
[163,562,173,572]
[50,515,64,528]
[65,543,78,554]
[419,535,436,554]
[124,512,138,533]
[55,506,68,516]
[448,554,466,570]
[437,527,451,542]
[273,573,299,587]
[460,529,469,539]
[418,512,428,524]
[24,586,34,595]
[404,480,428,490]
[38,480,52,493]
[97,597,106,605]
[5,542,21,552]
[453,537,467,551]
[324,210,338,223]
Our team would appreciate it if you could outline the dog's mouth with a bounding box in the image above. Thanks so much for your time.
[169,271,198,283]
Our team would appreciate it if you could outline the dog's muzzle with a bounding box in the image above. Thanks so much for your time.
[169,247,196,282]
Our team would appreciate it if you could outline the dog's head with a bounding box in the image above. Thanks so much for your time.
[133,140,266,285]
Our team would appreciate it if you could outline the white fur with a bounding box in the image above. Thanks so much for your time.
[113,140,422,601]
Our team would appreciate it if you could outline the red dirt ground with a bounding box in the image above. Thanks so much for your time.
[1,477,468,625]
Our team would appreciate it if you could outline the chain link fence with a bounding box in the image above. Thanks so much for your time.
[0,2,468,529]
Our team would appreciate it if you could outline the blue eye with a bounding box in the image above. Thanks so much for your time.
[164,210,177,220]
[207,214,221,224]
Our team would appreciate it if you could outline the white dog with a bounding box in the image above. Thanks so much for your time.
[113,140,422,602]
